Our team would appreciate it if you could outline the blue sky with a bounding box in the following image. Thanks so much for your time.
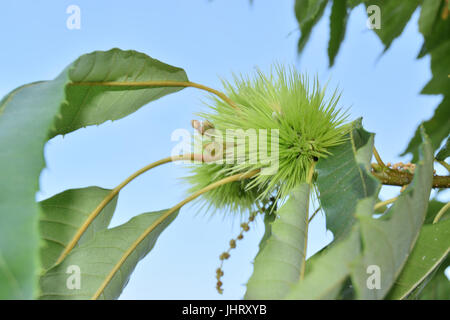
[0,1,447,299]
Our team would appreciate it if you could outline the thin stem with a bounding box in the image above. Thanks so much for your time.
[300,162,315,281]
[255,201,264,213]
[307,162,316,184]
[55,153,204,265]
[374,183,409,212]
[433,201,450,224]
[216,209,260,294]
[71,81,238,110]
[373,147,386,168]
[437,160,450,173]
[92,169,259,299]
[374,197,398,211]
[371,164,450,188]
[308,206,321,223]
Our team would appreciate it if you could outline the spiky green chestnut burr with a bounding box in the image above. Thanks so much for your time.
[187,65,350,213]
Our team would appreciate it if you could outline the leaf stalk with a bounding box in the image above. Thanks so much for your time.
[71,81,238,109]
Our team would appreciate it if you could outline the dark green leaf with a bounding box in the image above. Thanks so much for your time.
[366,0,420,51]
[347,0,364,8]
[295,0,329,53]
[436,136,450,160]
[419,0,443,36]
[418,1,450,58]
[328,0,349,67]
[401,96,450,162]
[316,118,380,240]
[421,41,450,95]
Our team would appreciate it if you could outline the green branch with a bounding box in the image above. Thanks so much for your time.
[371,164,450,188]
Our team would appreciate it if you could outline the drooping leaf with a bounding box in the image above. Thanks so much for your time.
[401,96,450,162]
[328,0,349,67]
[386,219,450,299]
[285,226,361,299]
[245,183,310,299]
[365,0,420,51]
[436,136,450,161]
[316,118,380,240]
[0,80,67,299]
[39,187,118,270]
[295,0,329,54]
[39,209,178,300]
[351,128,434,299]
[0,48,188,299]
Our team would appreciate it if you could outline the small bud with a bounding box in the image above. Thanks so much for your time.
[203,120,214,131]
[191,119,201,131]
[229,240,236,248]
[191,119,215,135]
[220,252,230,260]
[237,234,244,240]
[216,281,223,294]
